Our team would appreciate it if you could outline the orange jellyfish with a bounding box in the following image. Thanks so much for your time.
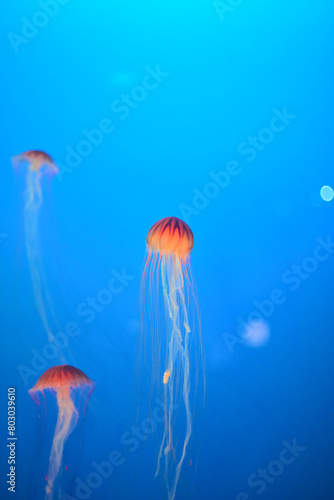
[29,365,95,500]
[12,150,59,344]
[140,217,205,500]
[12,150,58,209]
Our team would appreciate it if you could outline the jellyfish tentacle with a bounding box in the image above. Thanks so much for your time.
[46,387,79,499]
[25,169,35,209]
[170,263,192,500]
[155,383,168,478]
[162,255,182,377]
[156,253,193,500]
[24,206,57,345]
[167,256,193,500]
[46,160,59,175]
[34,169,43,209]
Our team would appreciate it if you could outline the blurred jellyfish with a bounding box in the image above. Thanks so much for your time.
[242,318,270,347]
[12,151,59,344]
[29,365,95,500]
[320,185,334,202]
[12,150,58,209]
[140,217,205,500]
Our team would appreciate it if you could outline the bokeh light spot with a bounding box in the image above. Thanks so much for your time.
[320,186,334,202]
[242,319,270,347]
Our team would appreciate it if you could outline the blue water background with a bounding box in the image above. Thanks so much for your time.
[1,1,334,499]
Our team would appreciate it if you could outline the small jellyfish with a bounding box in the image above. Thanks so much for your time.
[29,365,95,500]
[12,151,59,344]
[12,150,58,209]
[140,217,205,500]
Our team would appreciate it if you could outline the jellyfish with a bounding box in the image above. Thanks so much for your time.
[12,150,59,344]
[140,217,205,500]
[29,365,95,500]
[12,150,58,209]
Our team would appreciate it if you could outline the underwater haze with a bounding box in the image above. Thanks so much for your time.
[1,1,334,499]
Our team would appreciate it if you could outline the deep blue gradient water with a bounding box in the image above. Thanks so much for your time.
[1,1,334,499]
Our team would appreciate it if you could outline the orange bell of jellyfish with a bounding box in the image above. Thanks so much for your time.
[12,150,59,174]
[147,216,194,257]
[29,365,93,393]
